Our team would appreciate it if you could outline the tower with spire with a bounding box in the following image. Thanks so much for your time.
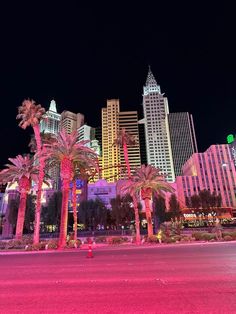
[40,99,61,135]
[142,67,175,182]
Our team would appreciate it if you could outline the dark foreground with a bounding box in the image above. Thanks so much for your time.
[1,242,236,314]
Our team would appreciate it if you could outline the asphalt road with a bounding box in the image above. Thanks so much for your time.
[0,242,236,314]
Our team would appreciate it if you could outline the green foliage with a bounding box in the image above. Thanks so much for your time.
[168,194,181,219]
[110,195,134,228]
[67,239,81,248]
[192,232,216,241]
[41,191,62,228]
[107,236,125,245]
[79,198,108,230]
[147,235,159,243]
[223,235,233,241]
[95,236,107,243]
[47,239,58,249]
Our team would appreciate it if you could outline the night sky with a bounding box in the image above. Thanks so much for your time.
[0,2,235,168]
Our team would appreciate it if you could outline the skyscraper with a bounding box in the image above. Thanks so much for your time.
[142,67,174,182]
[40,99,61,135]
[102,99,141,182]
[60,111,84,134]
[176,144,236,208]
[168,112,198,176]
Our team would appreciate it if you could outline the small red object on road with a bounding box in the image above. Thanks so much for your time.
[87,243,93,258]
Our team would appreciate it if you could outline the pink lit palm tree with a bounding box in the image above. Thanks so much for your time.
[120,181,141,245]
[0,155,38,239]
[16,99,46,244]
[113,128,137,179]
[44,130,98,248]
[131,165,174,237]
[71,157,99,242]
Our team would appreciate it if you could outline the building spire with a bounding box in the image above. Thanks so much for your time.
[49,99,57,112]
[143,66,161,95]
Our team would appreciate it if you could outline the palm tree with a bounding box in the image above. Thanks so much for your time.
[16,99,46,244]
[0,155,38,239]
[71,158,99,241]
[44,129,98,248]
[131,165,174,237]
[120,182,141,244]
[113,128,137,179]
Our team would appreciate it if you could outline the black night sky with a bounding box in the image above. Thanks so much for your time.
[0,2,235,168]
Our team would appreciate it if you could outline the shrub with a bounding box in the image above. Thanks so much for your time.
[47,239,58,249]
[5,239,25,249]
[230,231,236,240]
[223,235,233,241]
[0,241,7,249]
[107,237,124,245]
[180,236,192,242]
[67,239,81,248]
[222,232,232,238]
[25,242,46,251]
[192,232,215,241]
[147,235,159,243]
[95,236,107,243]
[21,235,33,245]
[164,237,176,244]
[172,235,182,242]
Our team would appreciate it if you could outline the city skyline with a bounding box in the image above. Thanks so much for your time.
[0,3,235,168]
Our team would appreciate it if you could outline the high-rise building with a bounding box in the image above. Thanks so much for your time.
[168,112,198,176]
[60,111,84,134]
[102,99,120,182]
[40,100,61,189]
[142,67,175,182]
[176,144,236,208]
[77,124,101,156]
[138,118,147,165]
[40,100,61,135]
[101,99,141,182]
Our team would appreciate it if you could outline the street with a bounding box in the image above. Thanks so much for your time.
[1,242,236,314]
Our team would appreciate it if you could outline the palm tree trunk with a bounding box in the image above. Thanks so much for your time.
[123,142,131,179]
[58,181,70,248]
[58,158,72,249]
[72,180,78,241]
[132,196,141,245]
[15,192,27,240]
[144,198,153,237]
[33,125,43,245]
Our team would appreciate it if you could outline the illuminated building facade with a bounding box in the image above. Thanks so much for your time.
[102,99,141,182]
[60,111,84,134]
[87,179,116,209]
[40,99,61,135]
[176,144,236,208]
[77,124,101,156]
[142,68,174,182]
[102,99,121,182]
[168,112,198,176]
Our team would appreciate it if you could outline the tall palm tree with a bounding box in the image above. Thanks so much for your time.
[113,128,137,179]
[71,158,99,241]
[120,181,141,245]
[44,129,99,248]
[131,165,174,237]
[16,99,46,244]
[0,155,38,239]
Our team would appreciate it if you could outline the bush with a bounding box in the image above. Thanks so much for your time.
[47,239,58,249]
[223,235,233,241]
[230,231,236,240]
[21,235,33,245]
[180,236,192,242]
[95,236,107,243]
[222,232,232,238]
[0,241,7,249]
[5,239,25,249]
[25,242,46,251]
[164,237,176,244]
[107,237,124,245]
[67,239,81,248]
[172,235,182,242]
[147,235,159,243]
[192,232,215,241]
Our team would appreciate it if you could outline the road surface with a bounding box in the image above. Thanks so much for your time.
[1,242,236,313]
